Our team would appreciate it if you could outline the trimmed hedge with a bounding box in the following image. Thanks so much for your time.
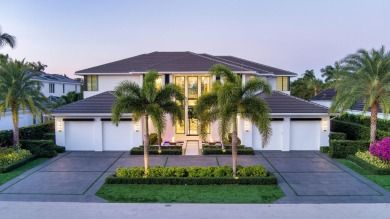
[130,147,182,155]
[203,145,246,149]
[105,174,277,185]
[20,140,58,158]
[43,133,55,141]
[0,121,55,146]
[339,114,390,132]
[54,146,66,153]
[331,119,390,140]
[328,139,370,158]
[0,155,37,173]
[320,146,329,153]
[346,155,390,175]
[329,132,346,141]
[202,148,255,155]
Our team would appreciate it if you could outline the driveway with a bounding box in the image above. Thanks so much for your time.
[0,151,389,203]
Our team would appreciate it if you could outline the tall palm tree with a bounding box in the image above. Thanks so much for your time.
[308,78,324,96]
[112,70,184,174]
[30,61,48,72]
[320,61,348,87]
[330,46,390,142]
[0,59,49,149]
[195,64,272,177]
[0,26,16,49]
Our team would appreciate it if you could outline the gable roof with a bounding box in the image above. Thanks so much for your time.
[52,90,328,115]
[75,51,298,76]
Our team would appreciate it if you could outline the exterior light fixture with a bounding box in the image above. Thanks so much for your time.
[172,136,175,142]
[245,120,250,132]
[134,120,140,132]
[57,121,63,132]
[322,120,327,131]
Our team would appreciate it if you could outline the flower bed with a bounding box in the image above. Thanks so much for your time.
[106,165,277,185]
[346,151,390,175]
[130,146,182,155]
[0,148,34,173]
[202,145,254,155]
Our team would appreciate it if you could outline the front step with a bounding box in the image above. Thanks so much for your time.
[185,140,199,155]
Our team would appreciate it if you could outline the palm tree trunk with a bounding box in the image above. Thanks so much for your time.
[157,131,162,151]
[143,115,150,175]
[370,101,378,142]
[232,116,238,177]
[11,103,19,150]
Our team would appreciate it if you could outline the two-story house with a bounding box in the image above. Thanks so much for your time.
[0,72,82,130]
[52,52,330,152]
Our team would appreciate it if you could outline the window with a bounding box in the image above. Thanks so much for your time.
[75,85,77,92]
[63,84,65,93]
[84,75,98,91]
[175,76,185,134]
[188,76,198,99]
[155,75,162,89]
[201,76,210,94]
[49,83,55,93]
[276,77,290,91]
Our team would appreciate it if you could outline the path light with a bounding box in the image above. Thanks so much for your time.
[57,121,63,132]
[134,120,140,132]
[245,120,250,132]
[172,136,175,142]
[322,120,327,131]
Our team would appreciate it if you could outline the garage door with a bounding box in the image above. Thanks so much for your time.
[102,121,132,151]
[290,120,320,150]
[254,121,283,150]
[65,121,95,151]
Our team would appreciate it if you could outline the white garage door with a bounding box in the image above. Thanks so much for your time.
[65,121,95,151]
[290,120,320,150]
[254,121,283,150]
[102,121,132,151]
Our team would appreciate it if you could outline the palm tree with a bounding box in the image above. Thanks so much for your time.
[30,61,48,72]
[330,46,390,142]
[195,64,272,177]
[112,70,184,174]
[320,61,348,87]
[308,78,324,96]
[0,26,16,49]
[0,59,49,149]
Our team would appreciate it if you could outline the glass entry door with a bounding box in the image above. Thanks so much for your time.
[187,106,199,135]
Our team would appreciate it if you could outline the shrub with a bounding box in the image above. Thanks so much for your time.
[0,121,55,146]
[355,151,390,169]
[20,140,58,158]
[329,132,346,140]
[149,133,158,145]
[369,138,390,162]
[347,154,390,175]
[320,146,329,153]
[236,165,267,177]
[43,133,55,141]
[223,133,241,145]
[130,147,181,155]
[0,149,32,167]
[339,114,390,132]
[328,140,370,158]
[53,146,66,153]
[116,166,144,178]
[331,119,390,140]
[202,148,255,155]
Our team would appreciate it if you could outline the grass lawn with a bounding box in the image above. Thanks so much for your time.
[337,159,390,191]
[0,158,49,186]
[96,184,284,203]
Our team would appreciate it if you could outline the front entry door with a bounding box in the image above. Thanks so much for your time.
[187,107,199,135]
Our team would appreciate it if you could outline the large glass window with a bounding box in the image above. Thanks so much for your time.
[276,77,290,91]
[175,76,185,134]
[188,77,198,99]
[155,75,162,89]
[201,76,210,94]
[84,75,98,91]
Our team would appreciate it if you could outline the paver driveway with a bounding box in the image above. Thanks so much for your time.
[0,151,389,203]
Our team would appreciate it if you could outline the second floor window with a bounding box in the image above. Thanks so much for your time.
[63,84,65,93]
[49,83,55,93]
[276,77,290,91]
[84,75,98,91]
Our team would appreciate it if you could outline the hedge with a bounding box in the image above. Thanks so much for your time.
[346,155,390,175]
[0,155,37,173]
[320,146,329,153]
[105,175,277,185]
[202,148,255,155]
[20,140,58,158]
[339,114,390,132]
[203,145,246,149]
[130,147,182,155]
[329,132,346,141]
[0,121,55,146]
[331,119,390,140]
[43,133,55,141]
[328,139,370,158]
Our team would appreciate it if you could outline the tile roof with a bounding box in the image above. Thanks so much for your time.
[75,51,298,76]
[52,90,328,115]
[30,71,82,84]
[311,88,336,101]
[259,91,329,114]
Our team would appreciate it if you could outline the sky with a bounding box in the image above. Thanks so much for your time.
[1,0,389,79]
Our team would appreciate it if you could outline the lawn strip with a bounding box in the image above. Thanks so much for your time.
[0,158,49,186]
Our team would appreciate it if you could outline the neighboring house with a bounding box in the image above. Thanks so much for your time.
[52,52,330,152]
[311,88,388,119]
[0,72,82,130]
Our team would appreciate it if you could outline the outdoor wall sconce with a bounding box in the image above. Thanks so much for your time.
[322,120,327,131]
[134,121,140,132]
[245,120,250,132]
[57,121,63,132]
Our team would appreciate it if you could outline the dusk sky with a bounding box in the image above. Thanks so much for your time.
[1,0,389,79]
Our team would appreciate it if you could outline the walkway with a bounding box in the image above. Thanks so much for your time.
[0,151,389,203]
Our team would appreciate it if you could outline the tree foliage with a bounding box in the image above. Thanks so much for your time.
[291,70,324,100]
[0,26,16,49]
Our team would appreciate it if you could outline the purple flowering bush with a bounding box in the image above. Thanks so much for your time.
[369,138,390,162]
